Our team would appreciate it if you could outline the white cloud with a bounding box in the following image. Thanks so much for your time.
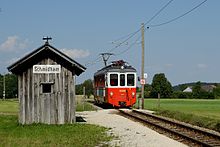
[197,63,207,69]
[61,48,90,59]
[0,36,28,52]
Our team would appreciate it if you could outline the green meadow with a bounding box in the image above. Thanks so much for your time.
[141,99,220,132]
[0,99,18,115]
[0,99,112,147]
[143,99,220,119]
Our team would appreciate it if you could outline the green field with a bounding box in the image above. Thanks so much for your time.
[0,99,18,114]
[143,99,220,119]
[140,99,220,132]
[0,99,112,147]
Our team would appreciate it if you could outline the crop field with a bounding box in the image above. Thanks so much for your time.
[0,99,112,147]
[141,99,220,132]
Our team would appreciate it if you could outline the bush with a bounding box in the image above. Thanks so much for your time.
[172,91,193,99]
[171,91,215,99]
[200,92,215,99]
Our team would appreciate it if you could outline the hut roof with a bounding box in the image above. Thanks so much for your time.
[8,42,86,75]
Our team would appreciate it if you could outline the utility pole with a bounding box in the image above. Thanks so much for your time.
[83,86,86,110]
[139,23,145,109]
[3,74,5,100]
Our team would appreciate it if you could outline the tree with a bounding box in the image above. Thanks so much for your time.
[75,84,83,95]
[6,74,18,98]
[179,84,188,91]
[213,86,220,99]
[144,84,152,98]
[82,79,94,98]
[0,73,17,98]
[0,74,3,98]
[192,81,202,98]
[150,73,173,98]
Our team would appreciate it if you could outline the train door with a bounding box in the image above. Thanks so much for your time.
[94,75,105,103]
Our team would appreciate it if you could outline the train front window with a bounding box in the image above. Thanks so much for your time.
[127,74,135,86]
[120,74,125,86]
[110,74,118,86]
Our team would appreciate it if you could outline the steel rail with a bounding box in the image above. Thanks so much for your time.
[119,109,220,147]
[133,110,220,141]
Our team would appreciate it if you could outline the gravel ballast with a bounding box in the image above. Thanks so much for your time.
[77,109,188,147]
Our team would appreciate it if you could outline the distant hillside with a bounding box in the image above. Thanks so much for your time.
[173,82,219,91]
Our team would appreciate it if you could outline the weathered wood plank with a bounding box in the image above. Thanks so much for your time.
[57,71,61,124]
[54,72,59,124]
[24,71,29,124]
[28,68,33,123]
[31,67,35,123]
[68,71,72,123]
[64,68,68,122]
[72,75,76,123]
[19,75,25,124]
[39,68,44,123]
[34,73,38,123]
[62,67,66,123]
[49,60,55,124]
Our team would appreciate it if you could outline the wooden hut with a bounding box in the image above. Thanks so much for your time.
[8,39,86,124]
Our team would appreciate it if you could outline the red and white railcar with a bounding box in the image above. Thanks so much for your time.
[94,60,136,107]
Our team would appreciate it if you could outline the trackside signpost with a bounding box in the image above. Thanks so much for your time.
[144,73,148,79]
[140,79,146,85]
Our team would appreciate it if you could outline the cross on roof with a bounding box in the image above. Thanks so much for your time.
[43,36,52,44]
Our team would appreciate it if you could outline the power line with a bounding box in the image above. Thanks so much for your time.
[149,0,208,27]
[85,0,207,69]
[144,0,174,25]
[116,34,142,56]
[108,0,174,53]
[84,56,102,67]
[111,31,137,43]
[112,0,207,57]
[116,26,151,57]
[85,0,174,67]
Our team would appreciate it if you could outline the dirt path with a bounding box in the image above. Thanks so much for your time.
[77,109,188,147]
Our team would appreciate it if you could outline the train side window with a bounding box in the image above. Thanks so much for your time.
[110,74,118,86]
[120,74,125,86]
[127,74,135,86]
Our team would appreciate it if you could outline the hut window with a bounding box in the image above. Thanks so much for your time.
[42,83,53,93]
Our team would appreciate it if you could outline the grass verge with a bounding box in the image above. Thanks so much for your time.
[140,99,220,132]
[0,115,112,147]
[155,109,220,132]
[0,99,97,113]
[76,102,97,111]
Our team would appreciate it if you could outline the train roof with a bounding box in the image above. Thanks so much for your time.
[94,60,136,76]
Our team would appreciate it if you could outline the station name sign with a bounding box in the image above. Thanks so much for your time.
[33,65,61,73]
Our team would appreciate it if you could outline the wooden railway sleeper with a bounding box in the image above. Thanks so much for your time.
[119,110,219,147]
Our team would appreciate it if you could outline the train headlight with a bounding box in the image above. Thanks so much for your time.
[110,92,114,97]
[132,92,135,98]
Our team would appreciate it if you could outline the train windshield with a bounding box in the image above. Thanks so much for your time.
[127,74,135,86]
[109,73,136,87]
[110,74,118,86]
[120,74,125,86]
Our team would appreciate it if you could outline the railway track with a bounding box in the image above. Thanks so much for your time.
[118,109,220,147]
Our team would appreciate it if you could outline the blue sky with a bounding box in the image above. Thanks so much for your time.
[0,0,219,85]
